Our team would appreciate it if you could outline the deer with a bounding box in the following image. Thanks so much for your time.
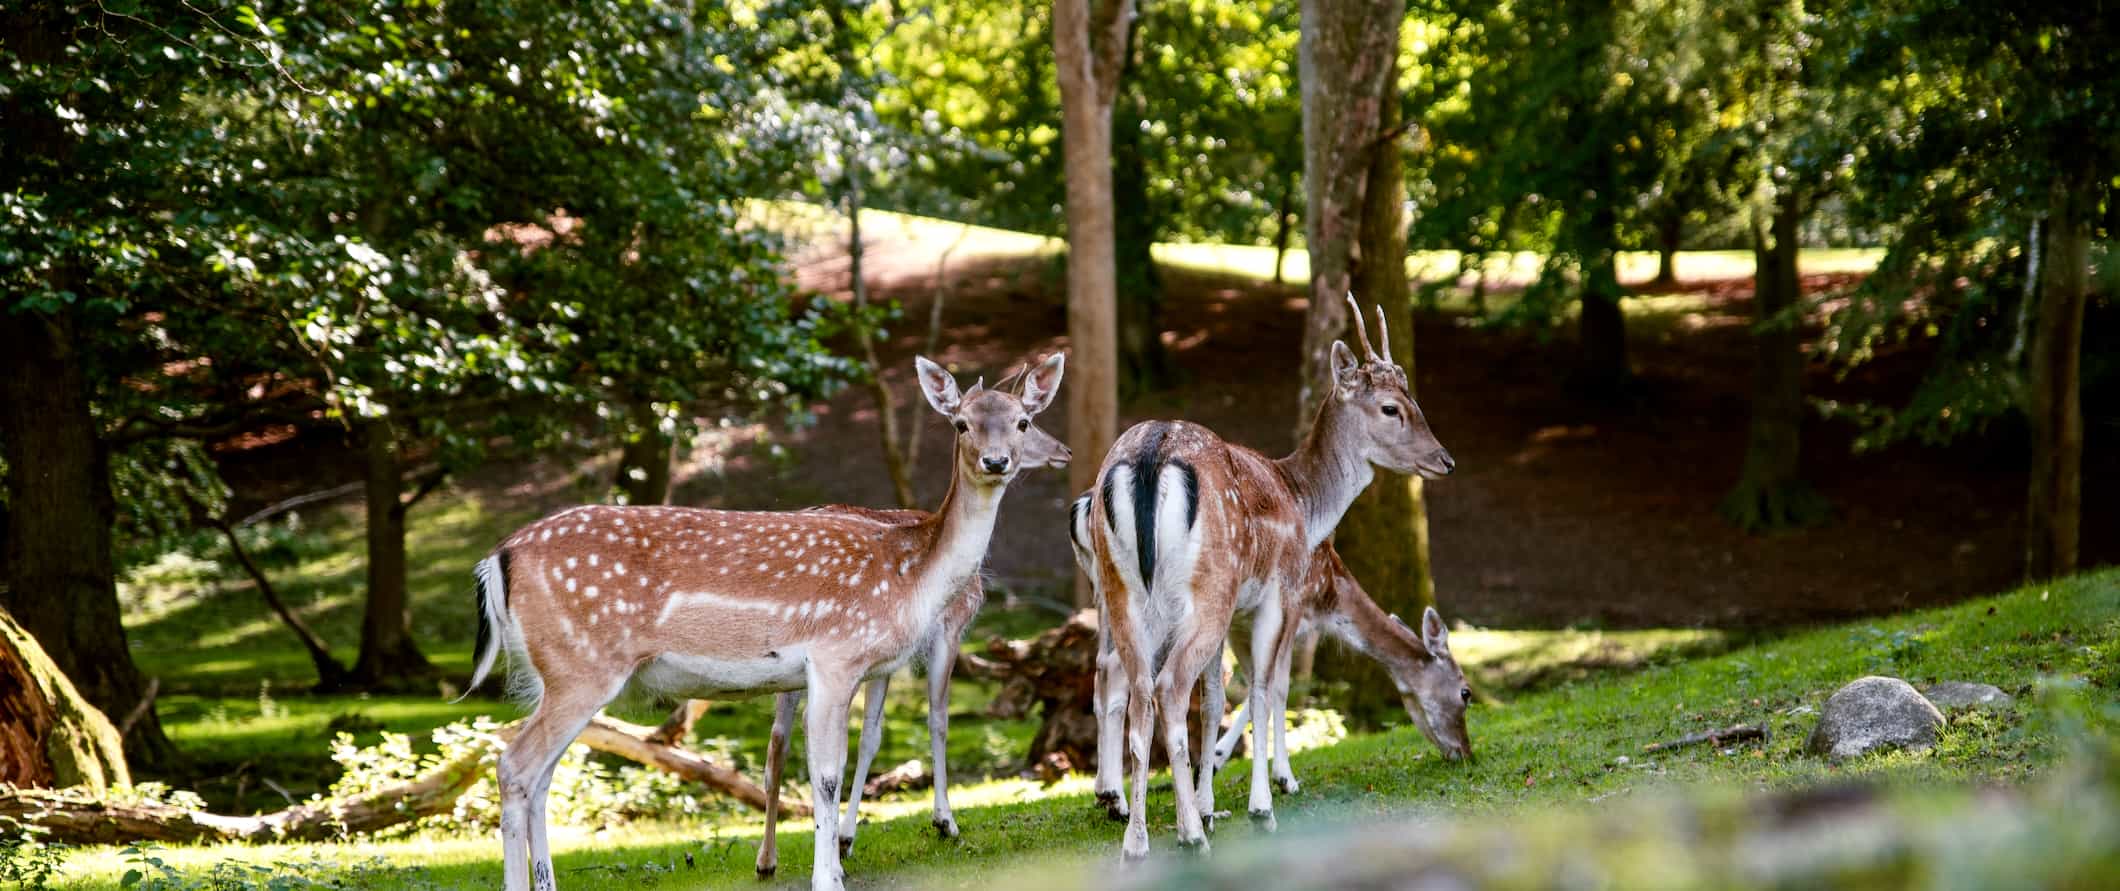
[1078,297,1452,861]
[1205,543,1471,782]
[464,353,1067,891]
[1071,505,1472,808]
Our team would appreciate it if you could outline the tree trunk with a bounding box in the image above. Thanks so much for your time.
[615,403,674,506]
[1575,199,1631,395]
[1720,192,1827,532]
[1293,0,1409,436]
[1317,59,1434,726]
[1272,168,1297,286]
[1652,212,1682,288]
[0,309,181,770]
[349,421,433,689]
[1113,65,1171,396]
[1055,0,1137,608]
[2025,177,2088,580]
[1,605,131,792]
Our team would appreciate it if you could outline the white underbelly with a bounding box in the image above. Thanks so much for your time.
[633,648,809,698]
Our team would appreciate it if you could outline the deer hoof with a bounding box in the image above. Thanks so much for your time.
[1097,791,1128,822]
[1248,808,1277,833]
[1273,775,1301,795]
[1176,834,1211,855]
[932,817,959,839]
[837,834,855,859]
[755,863,777,879]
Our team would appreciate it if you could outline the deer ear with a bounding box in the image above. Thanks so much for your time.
[1421,606,1450,651]
[1019,353,1065,415]
[1330,340,1362,393]
[914,356,962,416]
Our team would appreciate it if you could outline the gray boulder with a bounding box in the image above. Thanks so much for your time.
[1922,681,2013,710]
[1806,676,1945,760]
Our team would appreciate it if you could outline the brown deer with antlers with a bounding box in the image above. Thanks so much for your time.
[1079,298,1452,861]
[465,354,1067,891]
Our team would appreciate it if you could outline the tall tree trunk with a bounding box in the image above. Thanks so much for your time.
[1293,0,1409,436]
[0,309,181,770]
[1720,191,1827,532]
[615,402,674,506]
[1113,62,1170,396]
[1652,212,1682,288]
[350,421,433,689]
[1055,0,1137,608]
[1272,168,1297,286]
[1575,199,1631,395]
[1317,61,1436,726]
[2025,176,2088,580]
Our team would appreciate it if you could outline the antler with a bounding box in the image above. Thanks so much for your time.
[1374,303,1392,363]
[1343,293,1382,363]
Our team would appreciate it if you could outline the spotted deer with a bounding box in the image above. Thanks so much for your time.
[1078,299,1452,861]
[465,353,1067,891]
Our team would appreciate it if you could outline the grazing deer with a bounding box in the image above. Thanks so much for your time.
[465,353,1067,891]
[1079,298,1451,861]
[1206,544,1471,782]
[1072,511,1472,808]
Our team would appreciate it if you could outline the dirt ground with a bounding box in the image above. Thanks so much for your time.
[217,238,2117,631]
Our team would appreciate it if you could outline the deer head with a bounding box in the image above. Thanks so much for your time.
[1328,296,1454,479]
[1388,606,1472,760]
[915,353,1070,486]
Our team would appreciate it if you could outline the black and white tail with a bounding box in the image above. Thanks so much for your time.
[462,551,511,700]
[1095,424,1202,658]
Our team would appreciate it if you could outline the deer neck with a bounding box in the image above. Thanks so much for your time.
[1276,401,1373,551]
[1317,574,1431,679]
[903,466,1004,630]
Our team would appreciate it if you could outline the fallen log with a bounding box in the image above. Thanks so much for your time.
[1641,723,1769,754]
[0,741,492,844]
[0,714,808,845]
[577,715,811,817]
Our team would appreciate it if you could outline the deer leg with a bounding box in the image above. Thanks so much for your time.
[1194,635,1227,831]
[1213,637,1254,769]
[1158,625,1220,854]
[500,680,614,891]
[1093,607,1130,821]
[756,691,799,878]
[839,676,889,858]
[1270,641,1300,795]
[805,664,858,891]
[926,615,965,838]
[1121,654,1156,864]
[1245,593,1287,831]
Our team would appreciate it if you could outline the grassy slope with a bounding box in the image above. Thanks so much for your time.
[67,558,2118,888]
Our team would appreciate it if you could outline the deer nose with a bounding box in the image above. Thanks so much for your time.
[982,455,1011,474]
[1433,449,1456,475]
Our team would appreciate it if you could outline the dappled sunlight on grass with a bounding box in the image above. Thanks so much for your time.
[1452,626,1738,693]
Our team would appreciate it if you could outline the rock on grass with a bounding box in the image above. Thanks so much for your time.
[1806,676,1944,760]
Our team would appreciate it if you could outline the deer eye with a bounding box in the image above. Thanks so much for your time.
[1460,687,1473,705]
[1016,417,1030,432]
[953,419,969,434]
[1381,404,1401,418]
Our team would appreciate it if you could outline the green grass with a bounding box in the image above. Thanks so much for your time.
[61,545,2120,888]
